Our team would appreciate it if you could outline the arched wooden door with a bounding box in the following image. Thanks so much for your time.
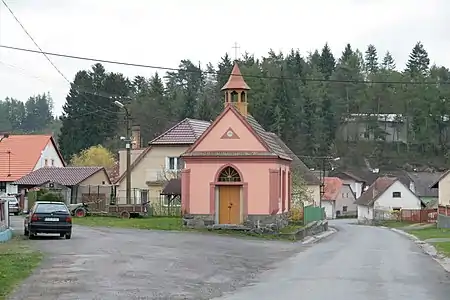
[217,166,241,224]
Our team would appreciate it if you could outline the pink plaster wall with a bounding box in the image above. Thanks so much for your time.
[192,109,267,152]
[184,159,290,216]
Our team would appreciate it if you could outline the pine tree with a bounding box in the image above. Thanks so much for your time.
[318,43,336,79]
[406,42,430,77]
[364,44,379,74]
[381,51,396,71]
[340,43,353,63]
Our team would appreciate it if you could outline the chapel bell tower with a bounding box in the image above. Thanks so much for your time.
[221,61,250,117]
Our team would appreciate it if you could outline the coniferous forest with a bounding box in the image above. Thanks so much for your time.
[3,42,450,170]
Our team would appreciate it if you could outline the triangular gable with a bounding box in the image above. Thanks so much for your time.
[115,147,152,184]
[378,180,425,207]
[430,169,450,189]
[185,105,271,154]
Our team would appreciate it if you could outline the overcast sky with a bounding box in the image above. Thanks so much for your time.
[0,0,448,115]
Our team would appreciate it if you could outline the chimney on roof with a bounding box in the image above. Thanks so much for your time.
[131,125,141,149]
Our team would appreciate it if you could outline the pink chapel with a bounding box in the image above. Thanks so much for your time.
[180,62,294,228]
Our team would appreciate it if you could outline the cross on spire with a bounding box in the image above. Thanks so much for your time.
[232,42,240,61]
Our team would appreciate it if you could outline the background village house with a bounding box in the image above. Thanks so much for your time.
[322,177,357,219]
[13,166,111,211]
[114,119,210,207]
[0,135,65,195]
[355,176,424,223]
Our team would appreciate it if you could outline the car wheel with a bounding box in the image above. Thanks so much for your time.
[28,231,35,239]
[65,233,72,239]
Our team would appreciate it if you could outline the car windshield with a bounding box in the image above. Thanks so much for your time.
[35,203,68,214]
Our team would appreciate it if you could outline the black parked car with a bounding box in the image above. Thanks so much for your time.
[24,201,72,239]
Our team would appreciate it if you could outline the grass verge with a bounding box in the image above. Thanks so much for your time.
[73,216,183,230]
[0,236,43,300]
[73,216,304,241]
[377,220,415,228]
[408,226,450,257]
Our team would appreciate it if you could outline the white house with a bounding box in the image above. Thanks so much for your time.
[0,135,65,195]
[355,176,423,222]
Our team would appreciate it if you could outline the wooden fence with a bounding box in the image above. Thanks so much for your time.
[438,205,450,216]
[400,209,437,223]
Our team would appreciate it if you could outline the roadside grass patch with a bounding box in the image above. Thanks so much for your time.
[408,226,450,240]
[73,216,183,230]
[0,236,42,300]
[408,225,450,256]
[377,220,415,228]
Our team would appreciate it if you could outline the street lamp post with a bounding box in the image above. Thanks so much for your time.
[114,100,132,205]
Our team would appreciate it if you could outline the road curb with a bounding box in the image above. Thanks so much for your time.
[390,227,450,272]
[302,228,337,245]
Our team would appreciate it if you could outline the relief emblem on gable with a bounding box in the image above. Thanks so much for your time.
[220,127,240,139]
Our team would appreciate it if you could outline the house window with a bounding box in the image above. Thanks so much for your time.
[140,189,149,204]
[0,182,6,192]
[392,192,401,198]
[393,207,401,212]
[51,159,55,166]
[166,157,183,170]
[343,206,348,212]
[44,159,48,166]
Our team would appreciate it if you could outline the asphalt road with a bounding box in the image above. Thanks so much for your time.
[7,216,302,300]
[215,220,450,300]
[7,217,450,300]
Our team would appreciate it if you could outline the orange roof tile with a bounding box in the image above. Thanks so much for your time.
[323,177,343,201]
[0,135,62,182]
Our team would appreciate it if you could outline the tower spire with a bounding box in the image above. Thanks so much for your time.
[221,62,250,116]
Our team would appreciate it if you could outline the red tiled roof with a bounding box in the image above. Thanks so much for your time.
[149,118,211,145]
[355,176,397,206]
[13,166,108,186]
[106,161,120,183]
[323,177,343,201]
[0,135,64,182]
[221,62,250,91]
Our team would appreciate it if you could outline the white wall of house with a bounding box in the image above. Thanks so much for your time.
[322,200,335,219]
[357,205,373,220]
[373,181,422,212]
[33,140,65,170]
[340,178,363,199]
[335,184,357,216]
[438,172,450,206]
[6,184,17,194]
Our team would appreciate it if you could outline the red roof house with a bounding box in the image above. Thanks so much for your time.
[0,134,65,194]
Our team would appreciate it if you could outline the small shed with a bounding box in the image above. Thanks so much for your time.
[13,167,112,209]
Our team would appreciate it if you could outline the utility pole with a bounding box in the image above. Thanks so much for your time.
[114,100,132,204]
[297,155,341,208]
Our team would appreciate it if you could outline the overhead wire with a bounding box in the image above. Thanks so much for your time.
[0,43,448,86]
[0,0,124,115]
